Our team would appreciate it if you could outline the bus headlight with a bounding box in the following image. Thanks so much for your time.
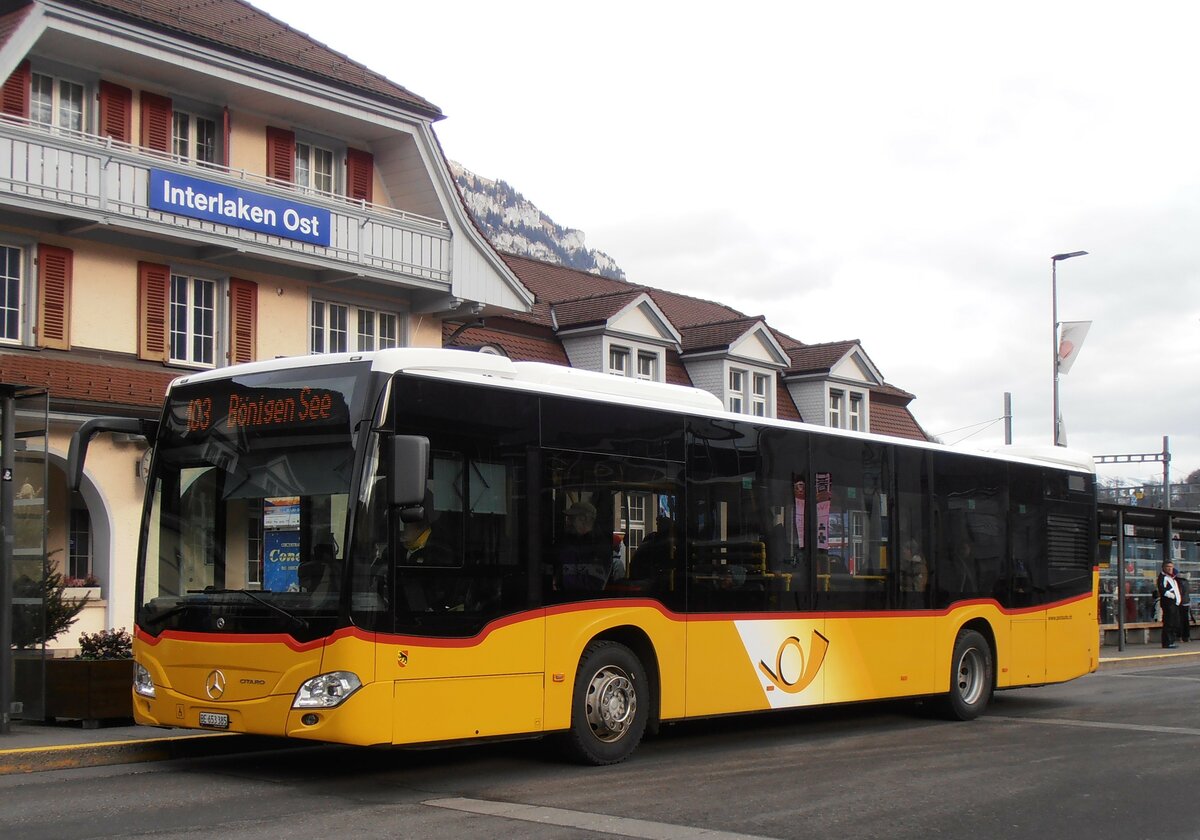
[133,662,156,698]
[292,671,362,709]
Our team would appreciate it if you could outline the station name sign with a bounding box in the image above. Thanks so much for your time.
[149,169,331,247]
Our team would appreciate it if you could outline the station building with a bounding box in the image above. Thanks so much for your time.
[0,0,929,649]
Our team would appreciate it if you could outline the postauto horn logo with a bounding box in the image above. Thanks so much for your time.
[758,630,830,694]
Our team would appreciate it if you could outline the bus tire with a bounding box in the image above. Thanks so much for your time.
[939,628,993,720]
[562,640,648,765]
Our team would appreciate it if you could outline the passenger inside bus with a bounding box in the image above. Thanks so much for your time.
[555,500,611,590]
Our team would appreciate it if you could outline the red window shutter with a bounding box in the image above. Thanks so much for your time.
[98,81,132,143]
[36,244,72,350]
[266,126,295,183]
[228,278,257,364]
[346,147,374,202]
[140,92,172,153]
[1,60,29,118]
[138,261,170,362]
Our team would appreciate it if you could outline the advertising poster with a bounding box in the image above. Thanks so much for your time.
[793,480,805,549]
[264,496,300,530]
[816,472,832,550]
[263,530,301,592]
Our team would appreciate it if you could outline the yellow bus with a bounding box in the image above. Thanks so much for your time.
[70,349,1098,764]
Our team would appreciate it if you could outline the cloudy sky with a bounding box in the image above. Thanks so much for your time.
[256,0,1199,484]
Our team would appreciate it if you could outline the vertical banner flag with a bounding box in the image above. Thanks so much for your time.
[1057,320,1092,375]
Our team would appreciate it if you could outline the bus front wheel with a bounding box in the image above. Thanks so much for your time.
[562,640,648,765]
[939,628,993,720]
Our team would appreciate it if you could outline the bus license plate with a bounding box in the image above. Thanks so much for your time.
[198,711,229,729]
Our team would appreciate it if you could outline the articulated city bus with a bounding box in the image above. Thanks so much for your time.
[70,349,1098,764]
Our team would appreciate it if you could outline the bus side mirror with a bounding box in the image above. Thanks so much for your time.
[68,417,159,492]
[391,435,430,519]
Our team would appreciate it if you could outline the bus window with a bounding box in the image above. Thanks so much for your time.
[933,452,1006,607]
[812,436,888,611]
[542,449,683,608]
[895,449,931,609]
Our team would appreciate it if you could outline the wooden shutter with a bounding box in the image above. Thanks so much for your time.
[98,81,132,142]
[140,91,172,153]
[228,278,257,364]
[346,147,374,202]
[265,126,294,183]
[1,60,29,118]
[36,244,72,350]
[137,261,169,362]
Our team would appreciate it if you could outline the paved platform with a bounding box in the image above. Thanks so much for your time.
[3,643,1198,774]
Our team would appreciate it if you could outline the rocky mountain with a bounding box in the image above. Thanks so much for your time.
[449,161,626,281]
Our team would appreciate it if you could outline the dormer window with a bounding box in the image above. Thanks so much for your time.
[830,390,843,427]
[637,351,656,381]
[752,373,769,417]
[729,369,744,413]
[849,394,864,431]
[608,346,629,376]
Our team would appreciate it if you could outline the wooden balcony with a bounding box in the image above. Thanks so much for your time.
[0,118,451,288]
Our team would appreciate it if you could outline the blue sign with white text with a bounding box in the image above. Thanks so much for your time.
[149,169,331,246]
[263,530,301,592]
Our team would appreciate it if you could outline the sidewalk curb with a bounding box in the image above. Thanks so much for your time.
[1097,648,1200,671]
[0,732,289,775]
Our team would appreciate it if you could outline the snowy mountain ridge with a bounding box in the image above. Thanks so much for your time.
[450,161,626,281]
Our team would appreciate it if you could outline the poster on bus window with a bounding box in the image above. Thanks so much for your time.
[816,472,832,550]
[264,496,300,530]
[793,480,805,548]
[263,530,301,592]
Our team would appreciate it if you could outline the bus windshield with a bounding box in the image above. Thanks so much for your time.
[137,362,372,640]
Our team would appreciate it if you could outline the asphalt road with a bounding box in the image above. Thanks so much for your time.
[1,657,1197,840]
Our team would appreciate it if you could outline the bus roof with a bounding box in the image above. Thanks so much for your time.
[167,349,1094,474]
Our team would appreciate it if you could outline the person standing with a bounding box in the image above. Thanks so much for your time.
[1158,560,1182,649]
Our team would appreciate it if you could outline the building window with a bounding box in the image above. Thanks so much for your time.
[247,507,263,587]
[849,394,864,432]
[31,73,84,132]
[0,245,22,344]
[312,300,401,354]
[609,346,630,376]
[752,373,769,417]
[636,351,657,381]
[830,390,843,428]
[729,369,744,413]
[173,111,218,165]
[296,142,335,194]
[69,504,92,581]
[170,274,216,367]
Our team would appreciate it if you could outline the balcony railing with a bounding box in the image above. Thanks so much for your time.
[0,118,451,285]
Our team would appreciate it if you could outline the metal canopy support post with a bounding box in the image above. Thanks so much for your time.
[0,386,13,734]
[1116,507,1126,653]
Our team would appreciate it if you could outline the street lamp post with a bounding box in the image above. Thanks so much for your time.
[1051,250,1088,446]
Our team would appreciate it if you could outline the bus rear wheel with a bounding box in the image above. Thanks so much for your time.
[562,641,648,765]
[939,628,993,720]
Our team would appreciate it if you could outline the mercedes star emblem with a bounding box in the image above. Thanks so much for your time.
[205,669,226,700]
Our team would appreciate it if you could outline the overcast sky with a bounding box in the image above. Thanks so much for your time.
[255,0,1200,484]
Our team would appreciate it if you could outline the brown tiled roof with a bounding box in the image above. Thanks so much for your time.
[441,322,569,366]
[66,0,441,117]
[785,340,859,375]
[869,394,929,441]
[0,352,173,411]
[500,253,631,304]
[679,317,764,354]
[552,290,645,329]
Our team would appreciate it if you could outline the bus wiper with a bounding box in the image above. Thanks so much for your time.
[227,589,310,631]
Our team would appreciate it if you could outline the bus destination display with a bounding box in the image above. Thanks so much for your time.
[171,383,350,438]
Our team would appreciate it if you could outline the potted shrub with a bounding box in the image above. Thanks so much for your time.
[42,628,135,727]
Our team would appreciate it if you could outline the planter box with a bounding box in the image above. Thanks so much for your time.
[15,657,134,727]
